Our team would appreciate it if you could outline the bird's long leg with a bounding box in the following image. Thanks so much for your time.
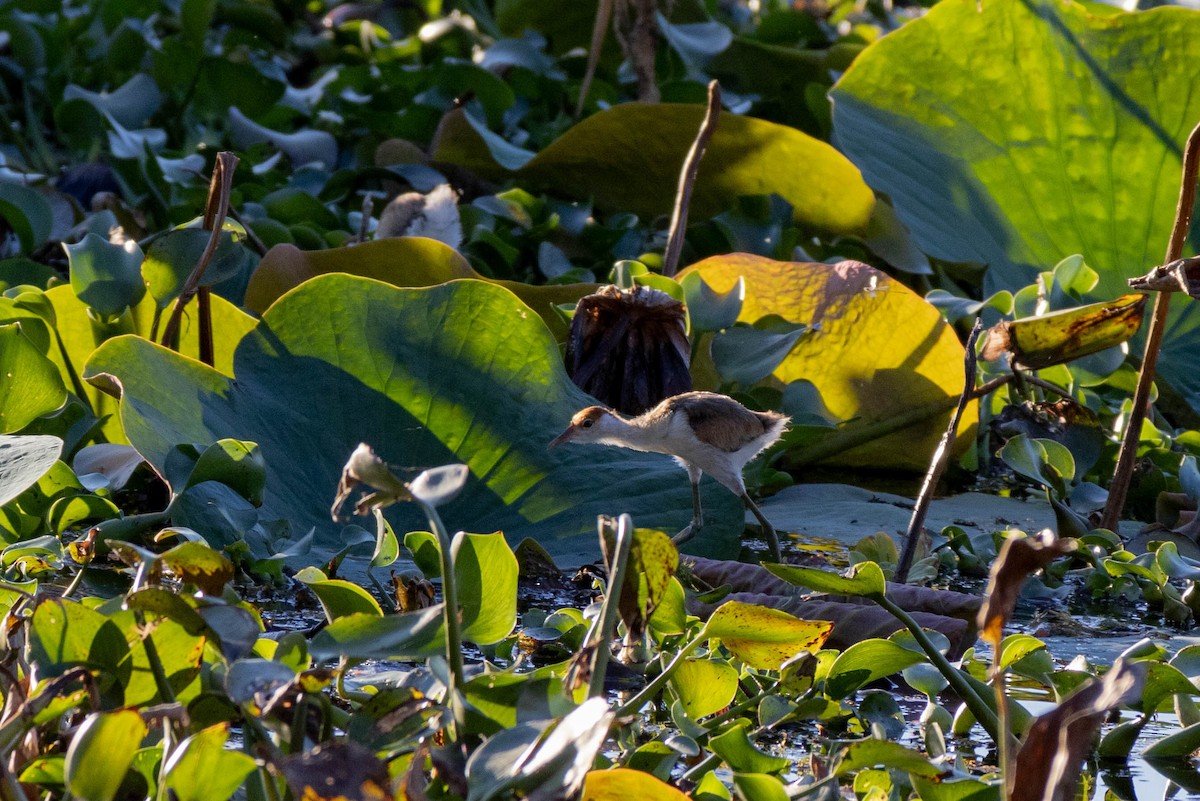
[742,494,780,562]
[673,473,704,545]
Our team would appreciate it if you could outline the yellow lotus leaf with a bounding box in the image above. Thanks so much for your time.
[704,601,833,671]
[680,254,975,470]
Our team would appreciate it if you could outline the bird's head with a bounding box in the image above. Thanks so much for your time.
[549,406,614,448]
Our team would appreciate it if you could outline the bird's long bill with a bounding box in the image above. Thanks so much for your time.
[548,426,576,448]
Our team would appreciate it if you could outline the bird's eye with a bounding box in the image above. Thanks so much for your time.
[582,419,594,428]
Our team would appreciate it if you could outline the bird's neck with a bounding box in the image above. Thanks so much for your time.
[597,413,668,453]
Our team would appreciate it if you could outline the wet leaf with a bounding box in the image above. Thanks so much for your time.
[703,601,832,670]
[309,607,446,661]
[680,255,973,470]
[980,295,1145,370]
[978,530,1077,647]
[295,567,383,621]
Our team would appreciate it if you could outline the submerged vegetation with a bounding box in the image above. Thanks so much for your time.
[3,0,1200,798]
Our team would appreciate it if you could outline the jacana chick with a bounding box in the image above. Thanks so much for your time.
[550,391,789,561]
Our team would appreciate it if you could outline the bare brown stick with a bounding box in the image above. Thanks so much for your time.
[160,152,239,362]
[1101,120,1200,532]
[896,320,984,583]
[576,0,614,118]
[662,81,721,278]
[615,0,659,103]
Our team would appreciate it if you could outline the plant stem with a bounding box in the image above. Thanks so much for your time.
[586,515,634,700]
[1103,119,1200,530]
[663,81,721,278]
[897,320,983,582]
[418,498,465,738]
[874,593,999,740]
[160,152,238,358]
[575,0,613,117]
[991,648,1015,799]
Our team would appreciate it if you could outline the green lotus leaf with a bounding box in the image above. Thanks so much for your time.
[84,276,743,563]
[831,0,1200,402]
[434,104,874,234]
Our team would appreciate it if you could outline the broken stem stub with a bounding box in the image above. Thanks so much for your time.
[663,81,721,279]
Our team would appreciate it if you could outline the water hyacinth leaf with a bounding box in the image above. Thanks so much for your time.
[703,601,833,670]
[63,74,162,128]
[48,494,120,535]
[411,463,470,507]
[0,435,62,505]
[163,724,256,801]
[294,567,384,621]
[512,104,873,234]
[765,561,887,599]
[670,658,739,720]
[196,605,260,662]
[0,183,52,254]
[371,509,399,568]
[64,710,147,801]
[170,481,257,549]
[998,634,1047,673]
[160,541,235,596]
[709,724,789,774]
[826,639,925,699]
[580,768,691,801]
[997,436,1074,498]
[309,607,446,660]
[832,740,942,778]
[649,576,687,636]
[469,697,614,801]
[910,776,999,801]
[681,272,743,333]
[1141,719,1200,759]
[979,295,1145,371]
[224,658,296,706]
[186,439,266,505]
[680,255,973,470]
[1156,541,1200,582]
[72,443,142,491]
[453,531,518,645]
[65,233,146,318]
[731,774,789,801]
[0,325,66,433]
[710,318,808,386]
[28,598,128,677]
[433,107,537,177]
[85,276,748,562]
[465,723,544,801]
[830,0,1200,405]
[228,106,336,168]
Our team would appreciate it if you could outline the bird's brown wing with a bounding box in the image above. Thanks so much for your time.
[673,393,772,452]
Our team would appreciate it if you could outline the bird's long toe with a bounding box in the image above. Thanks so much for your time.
[672,523,696,545]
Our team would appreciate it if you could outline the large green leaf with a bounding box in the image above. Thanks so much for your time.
[84,277,743,562]
[435,104,875,235]
[0,324,65,433]
[831,0,1200,401]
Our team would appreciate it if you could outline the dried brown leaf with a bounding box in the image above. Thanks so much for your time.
[977,530,1077,647]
